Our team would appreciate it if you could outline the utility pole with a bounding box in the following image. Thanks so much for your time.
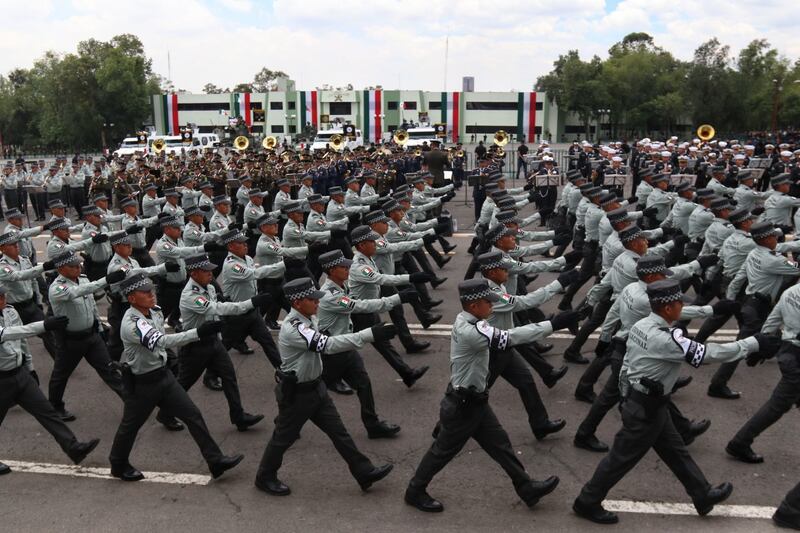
[167,51,172,90]
[443,36,449,92]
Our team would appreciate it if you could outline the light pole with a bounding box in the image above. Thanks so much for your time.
[101,121,115,155]
[596,109,610,142]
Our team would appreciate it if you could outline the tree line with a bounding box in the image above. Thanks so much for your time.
[536,32,800,140]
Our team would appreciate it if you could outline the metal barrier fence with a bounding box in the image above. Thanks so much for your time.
[461,148,572,187]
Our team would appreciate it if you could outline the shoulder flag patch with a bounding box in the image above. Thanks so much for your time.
[55,284,69,293]
[194,296,210,308]
[337,296,355,309]
[360,266,376,278]
[232,263,246,274]
[2,266,12,274]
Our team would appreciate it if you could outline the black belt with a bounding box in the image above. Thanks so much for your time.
[295,377,321,392]
[62,321,99,340]
[0,365,23,378]
[133,366,168,384]
[629,388,668,410]
[8,296,36,308]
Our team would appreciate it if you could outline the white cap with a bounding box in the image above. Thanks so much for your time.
[744,145,755,151]
[612,156,622,162]
[689,146,698,152]
[660,151,671,157]
[781,150,793,157]
[765,144,775,149]
[542,155,554,162]
[692,138,701,144]
[718,141,728,148]
[734,154,745,160]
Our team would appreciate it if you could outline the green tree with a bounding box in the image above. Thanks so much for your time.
[252,67,287,92]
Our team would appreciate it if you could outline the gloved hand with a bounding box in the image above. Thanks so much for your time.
[251,293,271,308]
[423,233,437,244]
[203,242,219,252]
[752,206,765,216]
[557,269,580,288]
[398,288,419,304]
[753,333,782,359]
[199,205,212,212]
[434,222,450,235]
[43,315,69,331]
[660,226,677,237]
[696,255,719,269]
[371,323,398,342]
[330,229,348,240]
[157,212,170,219]
[247,221,257,230]
[409,271,434,283]
[563,249,582,268]
[594,340,611,358]
[711,299,740,315]
[673,234,690,247]
[92,233,110,243]
[550,310,580,331]
[643,206,658,218]
[627,195,638,205]
[523,182,534,191]
[228,223,242,231]
[197,320,224,338]
[125,225,142,235]
[165,261,181,273]
[105,270,127,284]
[42,260,56,271]
[552,233,571,246]
[746,351,766,367]
[283,257,306,270]
[436,216,449,225]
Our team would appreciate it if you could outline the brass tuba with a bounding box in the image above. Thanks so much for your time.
[493,130,509,147]
[329,134,345,152]
[262,136,277,150]
[393,129,409,146]
[234,135,250,151]
[696,124,715,142]
[152,138,166,154]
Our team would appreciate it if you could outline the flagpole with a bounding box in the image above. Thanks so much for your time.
[443,35,449,92]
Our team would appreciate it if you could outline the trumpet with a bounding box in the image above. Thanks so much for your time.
[263,136,277,150]
[493,130,509,147]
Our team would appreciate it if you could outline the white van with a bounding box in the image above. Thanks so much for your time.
[113,137,149,157]
[311,129,364,152]
[403,127,439,149]
[187,133,221,152]
[148,135,186,156]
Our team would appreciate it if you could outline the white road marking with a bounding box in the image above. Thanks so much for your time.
[604,499,776,519]
[0,459,211,486]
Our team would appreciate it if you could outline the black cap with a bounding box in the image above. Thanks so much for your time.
[646,279,683,304]
[458,279,501,303]
[772,173,792,186]
[51,251,82,268]
[364,210,389,225]
[675,181,695,193]
[219,229,247,245]
[159,215,182,227]
[283,201,303,213]
[306,194,324,205]
[695,188,714,199]
[185,254,217,271]
[710,198,731,212]
[119,272,155,296]
[729,208,755,225]
[319,249,353,270]
[619,225,645,244]
[606,207,630,224]
[485,224,516,244]
[0,232,19,246]
[478,250,507,271]
[283,277,325,301]
[256,213,279,226]
[636,254,673,278]
[328,186,343,195]
[496,197,516,210]
[4,208,23,219]
[350,225,380,244]
[213,195,231,205]
[109,232,131,246]
[599,192,618,206]
[495,209,520,225]
[750,221,778,240]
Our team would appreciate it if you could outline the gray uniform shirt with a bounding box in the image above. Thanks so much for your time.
[220,252,285,302]
[49,274,106,332]
[764,191,800,227]
[179,277,254,330]
[155,235,204,283]
[254,234,307,275]
[317,279,399,336]
[283,218,329,248]
[485,278,562,330]
[762,284,800,347]
[46,236,91,260]
[348,250,410,300]
[0,307,44,371]
[727,245,800,302]
[81,222,112,262]
[0,255,44,304]
[120,305,199,375]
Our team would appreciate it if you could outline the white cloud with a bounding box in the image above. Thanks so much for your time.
[0,0,795,92]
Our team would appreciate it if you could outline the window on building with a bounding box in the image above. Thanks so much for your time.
[250,125,264,134]
[465,125,518,134]
[428,101,442,110]
[252,109,265,122]
[270,101,283,110]
[329,102,352,115]
[465,101,518,111]
[177,102,230,111]
[249,102,263,110]
[387,101,399,110]
[271,125,284,133]
[402,101,417,110]
[535,102,543,110]
[288,101,296,110]
[288,125,297,134]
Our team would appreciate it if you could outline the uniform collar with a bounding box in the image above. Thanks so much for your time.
[460,310,480,324]
[648,312,670,327]
[188,277,210,294]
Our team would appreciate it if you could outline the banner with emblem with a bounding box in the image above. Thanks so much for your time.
[231,93,252,128]
[299,90,318,129]
[363,89,382,144]
[517,92,537,143]
[440,92,460,143]
[161,93,179,135]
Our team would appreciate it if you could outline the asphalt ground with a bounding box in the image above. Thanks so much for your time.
[0,197,795,533]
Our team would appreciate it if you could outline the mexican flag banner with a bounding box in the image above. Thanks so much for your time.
[440,92,460,143]
[363,89,382,143]
[517,92,537,142]
[299,90,318,129]
[230,93,252,127]
[162,93,179,135]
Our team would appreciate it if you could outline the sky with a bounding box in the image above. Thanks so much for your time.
[0,0,798,93]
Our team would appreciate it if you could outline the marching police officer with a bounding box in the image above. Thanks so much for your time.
[79,205,113,281]
[120,197,159,267]
[573,279,779,525]
[0,289,101,475]
[47,251,127,421]
[404,279,567,513]
[218,229,285,363]
[253,277,395,496]
[108,273,244,482]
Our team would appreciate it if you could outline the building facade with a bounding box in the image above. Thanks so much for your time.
[152,88,580,144]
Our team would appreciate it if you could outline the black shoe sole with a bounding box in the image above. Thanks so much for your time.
[255,479,291,496]
[404,494,444,513]
[211,455,245,479]
[573,502,619,524]
[574,439,609,453]
[359,465,394,491]
[725,444,764,464]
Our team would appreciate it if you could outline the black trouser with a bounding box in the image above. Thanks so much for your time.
[83,258,108,282]
[710,293,770,390]
[693,275,741,343]
[409,387,532,496]
[4,189,19,210]
[560,240,598,309]
[33,192,48,220]
[473,187,486,221]
[380,284,422,350]
[69,188,85,219]
[322,350,381,431]
[109,367,224,469]
[731,342,800,447]
[0,367,79,456]
[156,280,184,327]
[177,338,246,424]
[488,349,549,432]
[409,248,437,279]
[777,481,800,526]
[423,240,446,268]
[221,308,281,368]
[351,312,414,380]
[49,330,124,411]
[258,277,287,321]
[577,391,711,507]
[132,247,154,268]
[533,186,557,226]
[572,226,586,255]
[107,298,129,362]
[397,256,435,306]
[514,344,556,382]
[256,379,374,482]
[566,297,614,356]
[11,297,58,359]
